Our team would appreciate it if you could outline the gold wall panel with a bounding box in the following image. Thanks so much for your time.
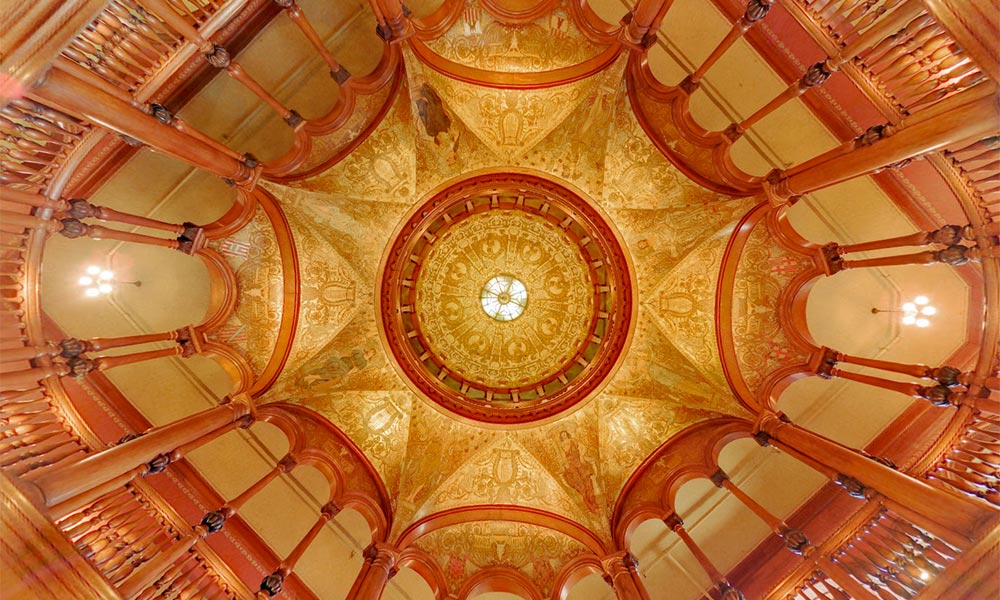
[415,210,594,388]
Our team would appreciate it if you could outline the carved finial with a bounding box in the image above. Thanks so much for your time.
[205,45,231,68]
[918,384,953,406]
[929,225,962,245]
[931,366,962,387]
[933,244,972,266]
[65,199,96,220]
[259,571,285,597]
[719,582,746,600]
[743,0,773,23]
[779,527,810,554]
[118,432,143,445]
[855,124,885,148]
[201,510,227,533]
[150,103,174,125]
[752,430,771,447]
[58,338,86,358]
[800,61,833,88]
[277,454,297,473]
[66,356,96,377]
[57,218,88,239]
[147,453,172,474]
[834,473,869,499]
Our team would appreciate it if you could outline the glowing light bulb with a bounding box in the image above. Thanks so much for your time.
[78,276,93,286]
[914,296,929,305]
[902,302,917,313]
[902,315,917,325]
[921,306,936,316]
[919,570,930,581]
[86,265,101,275]
[99,270,114,281]
[98,283,113,294]
[916,318,930,328]
[85,288,100,297]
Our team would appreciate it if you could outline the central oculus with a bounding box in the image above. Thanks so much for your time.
[379,173,635,424]
[480,275,528,321]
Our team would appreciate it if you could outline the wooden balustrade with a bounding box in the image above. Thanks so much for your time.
[766,87,1000,203]
[946,135,1000,223]
[755,412,998,549]
[20,398,252,508]
[926,411,1000,507]
[789,0,987,115]
[52,484,238,598]
[0,98,88,193]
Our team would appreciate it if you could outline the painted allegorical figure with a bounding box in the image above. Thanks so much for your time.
[557,430,600,512]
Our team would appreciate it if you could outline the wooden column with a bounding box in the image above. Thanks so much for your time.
[257,500,340,598]
[23,400,252,507]
[29,67,254,184]
[273,0,351,83]
[710,470,811,555]
[767,90,1000,202]
[601,551,650,600]
[664,514,745,599]
[56,331,184,357]
[350,543,398,600]
[680,0,773,93]
[621,0,675,47]
[756,412,997,545]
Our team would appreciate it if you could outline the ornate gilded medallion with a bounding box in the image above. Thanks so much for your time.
[379,173,635,424]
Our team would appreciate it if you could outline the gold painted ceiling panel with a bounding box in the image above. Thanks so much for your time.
[413,520,591,596]
[257,38,759,541]
[424,0,606,73]
[206,206,283,374]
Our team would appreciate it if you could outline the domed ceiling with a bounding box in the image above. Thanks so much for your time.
[241,17,757,539]
[35,0,981,596]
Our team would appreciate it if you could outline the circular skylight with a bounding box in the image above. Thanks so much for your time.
[480,275,527,321]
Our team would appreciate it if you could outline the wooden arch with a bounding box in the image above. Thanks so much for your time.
[396,505,611,599]
[405,0,626,90]
[256,403,393,542]
[611,417,755,549]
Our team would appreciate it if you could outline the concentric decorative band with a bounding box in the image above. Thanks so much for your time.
[378,173,635,424]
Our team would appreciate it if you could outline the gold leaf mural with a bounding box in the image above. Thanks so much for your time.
[206,206,283,374]
[424,0,606,73]
[413,520,591,595]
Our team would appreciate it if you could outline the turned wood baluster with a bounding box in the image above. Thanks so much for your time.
[664,514,745,599]
[273,0,351,83]
[816,557,883,600]
[117,521,213,599]
[30,68,254,184]
[680,0,773,93]
[767,87,1000,202]
[257,500,341,598]
[3,363,71,392]
[22,400,252,507]
[137,0,304,128]
[711,469,812,554]
[620,0,675,47]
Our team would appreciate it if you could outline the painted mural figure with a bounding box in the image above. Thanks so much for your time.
[558,430,600,512]
[300,346,377,389]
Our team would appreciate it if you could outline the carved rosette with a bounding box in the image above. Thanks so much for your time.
[379,173,635,424]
